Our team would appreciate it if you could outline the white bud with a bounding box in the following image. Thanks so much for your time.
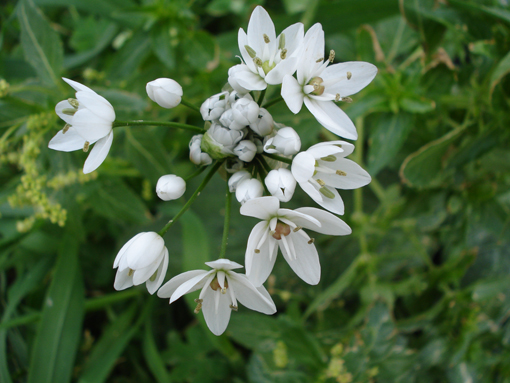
[264,127,301,155]
[230,98,260,130]
[201,124,245,159]
[189,135,212,166]
[235,178,263,204]
[228,90,251,106]
[233,140,257,162]
[228,64,253,94]
[265,168,296,202]
[249,108,274,136]
[228,170,251,192]
[200,91,229,121]
[219,108,235,128]
[146,78,183,109]
[156,175,186,201]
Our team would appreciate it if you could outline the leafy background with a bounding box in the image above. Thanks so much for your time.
[1,0,510,382]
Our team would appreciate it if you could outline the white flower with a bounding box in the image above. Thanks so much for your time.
[249,108,274,136]
[113,232,169,294]
[263,126,301,155]
[230,97,260,130]
[189,134,213,166]
[228,6,304,91]
[241,196,351,286]
[157,259,276,336]
[146,78,183,109]
[200,91,229,121]
[228,170,252,192]
[49,78,115,174]
[201,123,245,159]
[156,175,186,201]
[236,178,264,204]
[265,169,296,202]
[291,141,371,215]
[281,24,377,140]
[233,140,257,162]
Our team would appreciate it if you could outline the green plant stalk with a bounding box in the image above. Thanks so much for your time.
[219,181,232,260]
[354,116,368,255]
[263,152,292,165]
[262,96,283,109]
[257,154,273,172]
[257,88,266,106]
[158,160,223,236]
[180,97,201,113]
[113,120,204,133]
[184,166,207,182]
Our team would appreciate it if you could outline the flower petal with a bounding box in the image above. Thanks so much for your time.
[113,267,134,291]
[206,259,243,270]
[265,57,297,85]
[236,71,267,91]
[83,130,113,174]
[320,158,371,189]
[322,61,378,98]
[280,233,321,285]
[157,269,208,298]
[169,271,212,303]
[125,232,165,270]
[202,288,232,336]
[240,196,280,220]
[76,90,115,122]
[281,75,304,114]
[63,77,94,93]
[229,273,276,314]
[304,97,358,140]
[55,100,75,124]
[245,222,277,287]
[247,6,276,58]
[280,22,304,58]
[307,140,354,158]
[71,108,113,142]
[238,29,256,72]
[294,207,351,235]
[297,23,324,84]
[114,233,144,269]
[291,152,315,183]
[48,127,87,152]
[146,248,169,295]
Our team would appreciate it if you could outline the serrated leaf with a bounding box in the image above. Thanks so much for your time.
[27,233,84,383]
[368,112,413,176]
[17,0,63,87]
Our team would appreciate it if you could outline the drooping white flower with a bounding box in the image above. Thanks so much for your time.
[200,91,229,121]
[157,259,276,336]
[249,108,274,136]
[241,197,351,286]
[113,232,169,294]
[263,126,301,155]
[146,78,183,109]
[291,141,371,215]
[228,6,304,92]
[189,134,213,166]
[233,140,257,162]
[236,178,264,204]
[265,168,296,202]
[49,78,115,174]
[156,175,186,201]
[281,24,377,140]
[228,170,252,192]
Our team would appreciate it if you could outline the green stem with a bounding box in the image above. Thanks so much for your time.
[257,88,267,106]
[219,181,232,260]
[262,96,283,109]
[353,117,368,254]
[180,98,201,114]
[255,161,271,195]
[184,166,207,182]
[113,120,204,133]
[158,160,223,236]
[257,155,272,173]
[263,152,292,165]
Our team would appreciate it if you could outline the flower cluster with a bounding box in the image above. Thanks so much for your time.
[48,6,376,335]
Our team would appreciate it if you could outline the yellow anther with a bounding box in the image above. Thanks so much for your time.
[342,97,353,103]
[254,249,260,254]
[62,108,76,116]
[308,238,315,244]
[317,179,326,186]
[230,305,238,311]
[336,170,347,176]
[293,226,302,232]
[280,48,287,60]
[221,287,227,294]
[335,93,341,101]
[62,124,71,134]
[329,50,335,62]
[263,34,270,43]
[319,187,335,199]
[254,57,263,67]
[347,71,352,80]
[316,57,324,63]
[127,268,134,277]
[245,45,257,58]
[83,141,90,152]
[68,98,79,108]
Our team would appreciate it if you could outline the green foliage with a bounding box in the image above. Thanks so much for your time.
[1,0,510,382]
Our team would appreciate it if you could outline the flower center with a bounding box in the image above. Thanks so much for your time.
[308,77,325,95]
[272,221,291,240]
[262,60,276,75]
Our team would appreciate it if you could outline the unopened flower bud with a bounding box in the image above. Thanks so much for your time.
[219,109,235,128]
[264,126,301,155]
[228,170,251,192]
[236,178,263,204]
[230,97,260,130]
[200,92,229,121]
[201,124,244,159]
[265,169,296,202]
[146,78,183,109]
[228,65,253,95]
[156,175,186,201]
[233,140,257,162]
[250,108,274,136]
[189,135,213,166]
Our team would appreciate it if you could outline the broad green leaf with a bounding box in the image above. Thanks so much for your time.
[490,50,510,96]
[107,33,151,81]
[180,210,210,272]
[448,0,510,26]
[151,26,177,71]
[143,321,171,383]
[399,125,464,188]
[181,31,218,71]
[17,0,63,87]
[34,0,134,16]
[367,112,413,176]
[27,233,85,383]
[78,304,139,383]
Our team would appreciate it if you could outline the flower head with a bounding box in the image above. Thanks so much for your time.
[157,259,276,336]
[156,175,186,201]
[49,78,115,174]
[113,232,169,294]
[241,197,351,286]
[146,78,183,109]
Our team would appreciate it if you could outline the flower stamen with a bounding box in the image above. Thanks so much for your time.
[83,141,90,152]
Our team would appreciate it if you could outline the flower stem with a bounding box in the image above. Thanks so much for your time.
[262,96,283,109]
[353,117,368,254]
[263,152,292,165]
[180,98,201,114]
[184,166,207,181]
[219,181,232,260]
[257,155,272,173]
[158,160,223,236]
[257,88,266,106]
[113,120,205,133]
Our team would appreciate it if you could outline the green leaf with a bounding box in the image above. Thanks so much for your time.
[27,233,85,383]
[490,50,510,96]
[17,0,63,87]
[78,304,139,383]
[151,26,176,71]
[180,210,210,272]
[399,125,465,188]
[107,33,151,81]
[143,321,171,383]
[181,31,217,71]
[367,112,414,176]
[400,96,436,114]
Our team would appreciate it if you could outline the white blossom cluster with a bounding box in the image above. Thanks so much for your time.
[48,6,377,336]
